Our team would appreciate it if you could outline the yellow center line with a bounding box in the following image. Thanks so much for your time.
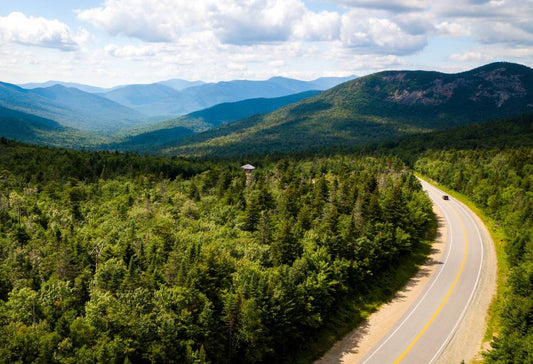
[394,203,468,363]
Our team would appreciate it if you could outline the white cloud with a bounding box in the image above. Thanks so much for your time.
[432,0,507,18]
[269,60,286,67]
[330,0,428,12]
[209,0,307,44]
[474,21,533,46]
[340,12,427,55]
[292,10,341,41]
[449,44,533,63]
[76,0,430,56]
[435,21,471,37]
[227,62,247,71]
[0,12,82,51]
[4,0,532,86]
[78,0,310,45]
[392,12,434,35]
[105,44,160,58]
[78,0,209,42]
[430,0,533,50]
[448,50,491,62]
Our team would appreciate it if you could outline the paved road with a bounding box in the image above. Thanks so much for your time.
[358,178,485,364]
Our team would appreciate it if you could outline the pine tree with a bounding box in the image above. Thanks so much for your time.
[271,221,300,265]
[243,194,261,232]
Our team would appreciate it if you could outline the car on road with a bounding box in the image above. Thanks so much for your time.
[442,195,449,200]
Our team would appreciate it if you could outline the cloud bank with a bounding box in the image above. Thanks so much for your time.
[1,0,532,85]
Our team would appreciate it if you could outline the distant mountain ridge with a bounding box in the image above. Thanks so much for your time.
[337,62,533,125]
[19,80,112,94]
[17,76,357,120]
[155,79,205,90]
[6,63,532,157]
[158,62,533,157]
[98,75,357,118]
[0,82,141,133]
[19,78,205,93]
[100,83,186,117]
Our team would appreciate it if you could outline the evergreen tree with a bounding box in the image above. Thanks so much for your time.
[271,221,301,266]
[243,193,261,232]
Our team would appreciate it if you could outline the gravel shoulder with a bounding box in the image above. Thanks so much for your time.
[316,195,497,364]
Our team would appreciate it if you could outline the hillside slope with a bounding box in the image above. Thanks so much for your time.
[160,62,533,157]
[0,106,104,147]
[384,113,533,161]
[110,90,321,152]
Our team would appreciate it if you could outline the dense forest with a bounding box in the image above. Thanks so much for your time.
[415,147,533,363]
[0,138,435,363]
[1,110,530,363]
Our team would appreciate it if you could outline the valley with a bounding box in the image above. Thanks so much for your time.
[0,62,531,364]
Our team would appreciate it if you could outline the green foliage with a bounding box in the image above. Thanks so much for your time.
[0,140,433,363]
[381,113,533,165]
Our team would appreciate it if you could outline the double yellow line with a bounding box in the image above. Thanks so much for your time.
[394,203,468,363]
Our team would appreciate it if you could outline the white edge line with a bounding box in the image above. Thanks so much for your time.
[428,199,485,364]
[360,181,454,364]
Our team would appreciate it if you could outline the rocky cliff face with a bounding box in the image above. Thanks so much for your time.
[347,62,533,109]
[386,77,459,106]
[469,66,527,107]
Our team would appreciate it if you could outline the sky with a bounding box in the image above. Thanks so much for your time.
[0,0,532,87]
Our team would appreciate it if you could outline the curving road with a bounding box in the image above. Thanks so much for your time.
[357,178,486,363]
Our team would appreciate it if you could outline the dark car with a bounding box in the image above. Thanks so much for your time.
[442,195,449,200]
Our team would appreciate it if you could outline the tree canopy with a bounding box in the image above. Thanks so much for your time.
[0,139,434,363]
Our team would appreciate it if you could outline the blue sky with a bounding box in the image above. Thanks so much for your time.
[1,0,532,87]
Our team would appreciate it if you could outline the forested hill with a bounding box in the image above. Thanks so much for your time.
[159,62,533,157]
[0,137,435,363]
[0,106,106,148]
[381,113,533,164]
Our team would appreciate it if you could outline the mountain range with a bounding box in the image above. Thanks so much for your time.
[0,75,355,141]
[1,75,347,138]
[97,76,356,118]
[158,62,533,157]
[1,63,532,156]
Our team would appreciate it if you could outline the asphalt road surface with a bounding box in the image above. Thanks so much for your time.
[358,178,485,364]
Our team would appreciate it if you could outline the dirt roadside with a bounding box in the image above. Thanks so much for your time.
[315,199,497,363]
